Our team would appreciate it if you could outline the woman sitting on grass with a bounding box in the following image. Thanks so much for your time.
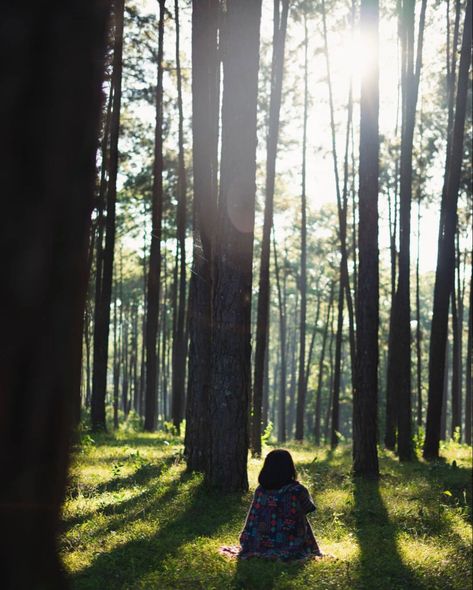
[238,449,322,561]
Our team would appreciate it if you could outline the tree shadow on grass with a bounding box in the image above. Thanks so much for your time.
[63,455,179,529]
[353,476,420,590]
[69,473,248,590]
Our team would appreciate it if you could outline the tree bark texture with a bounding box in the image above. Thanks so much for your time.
[185,0,219,472]
[209,0,262,491]
[353,0,380,477]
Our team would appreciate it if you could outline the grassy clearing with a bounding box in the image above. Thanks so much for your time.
[61,432,472,590]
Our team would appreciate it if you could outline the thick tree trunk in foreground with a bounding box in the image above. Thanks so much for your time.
[209,0,262,491]
[91,0,125,431]
[0,3,108,588]
[424,0,471,459]
[144,0,165,432]
[251,0,289,456]
[185,0,219,473]
[353,0,380,477]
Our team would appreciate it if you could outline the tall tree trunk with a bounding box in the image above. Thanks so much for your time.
[113,296,120,429]
[415,200,422,427]
[324,306,336,443]
[0,2,108,585]
[464,265,472,445]
[185,0,220,472]
[209,0,262,491]
[321,0,356,413]
[353,0,380,477]
[388,0,427,461]
[441,338,449,440]
[423,0,471,459]
[288,292,299,438]
[295,12,309,441]
[450,284,461,438]
[251,0,289,456]
[144,0,165,432]
[171,0,188,435]
[315,285,334,446]
[91,0,125,431]
[273,230,288,443]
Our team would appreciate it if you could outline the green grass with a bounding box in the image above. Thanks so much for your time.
[61,432,472,590]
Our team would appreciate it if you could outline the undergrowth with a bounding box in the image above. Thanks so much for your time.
[61,432,472,590]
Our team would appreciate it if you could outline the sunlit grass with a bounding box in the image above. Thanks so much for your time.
[61,432,472,590]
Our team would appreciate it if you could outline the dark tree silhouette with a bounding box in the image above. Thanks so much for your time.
[424,0,472,460]
[0,2,109,587]
[353,0,380,477]
[209,0,262,491]
[185,0,220,472]
[144,0,165,432]
[91,0,125,431]
[251,0,289,456]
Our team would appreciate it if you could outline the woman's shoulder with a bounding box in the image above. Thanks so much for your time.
[289,480,309,493]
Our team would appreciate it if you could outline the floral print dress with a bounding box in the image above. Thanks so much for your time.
[239,481,322,560]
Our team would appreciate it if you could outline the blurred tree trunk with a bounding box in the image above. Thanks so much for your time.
[185,0,220,472]
[353,0,380,477]
[424,0,471,459]
[251,0,289,456]
[295,12,309,441]
[209,0,262,491]
[441,339,449,440]
[171,0,188,435]
[144,0,165,432]
[91,0,125,431]
[0,2,108,587]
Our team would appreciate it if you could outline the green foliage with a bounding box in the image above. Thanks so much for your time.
[261,421,274,447]
[62,434,472,590]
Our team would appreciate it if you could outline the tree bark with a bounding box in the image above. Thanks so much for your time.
[171,0,188,435]
[251,0,289,456]
[423,0,471,459]
[353,0,380,477]
[185,0,219,472]
[209,0,262,491]
[465,265,472,445]
[0,2,108,586]
[315,284,334,446]
[144,0,165,432]
[273,230,288,443]
[91,0,125,431]
[295,12,309,441]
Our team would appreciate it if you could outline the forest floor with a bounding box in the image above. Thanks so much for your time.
[61,430,472,590]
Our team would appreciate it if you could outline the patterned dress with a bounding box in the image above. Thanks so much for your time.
[239,481,322,560]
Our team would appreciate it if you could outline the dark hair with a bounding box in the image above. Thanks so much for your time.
[258,449,297,490]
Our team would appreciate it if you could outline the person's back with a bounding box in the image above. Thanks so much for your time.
[239,479,321,560]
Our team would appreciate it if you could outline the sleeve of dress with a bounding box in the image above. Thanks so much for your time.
[298,485,316,514]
